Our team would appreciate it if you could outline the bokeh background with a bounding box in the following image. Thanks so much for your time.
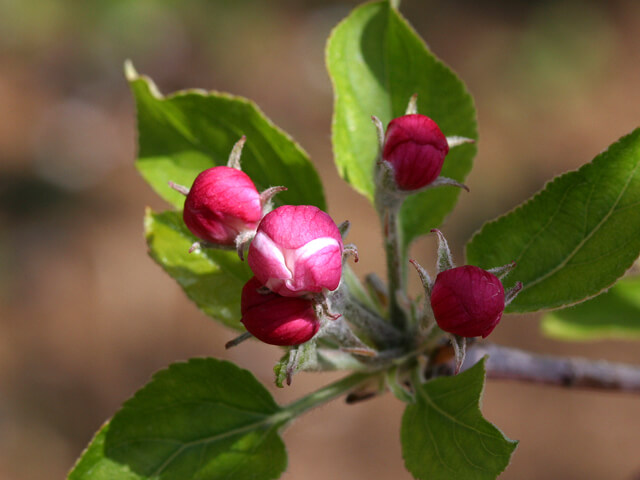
[1,0,640,478]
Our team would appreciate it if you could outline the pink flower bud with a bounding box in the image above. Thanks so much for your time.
[430,265,505,338]
[183,166,262,245]
[241,277,320,346]
[247,205,343,297]
[382,114,449,190]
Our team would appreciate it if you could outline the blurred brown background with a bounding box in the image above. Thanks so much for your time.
[1,0,640,478]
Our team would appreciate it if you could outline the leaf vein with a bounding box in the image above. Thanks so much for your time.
[419,388,502,439]
[524,160,640,290]
[145,416,276,477]
[513,181,583,266]
[453,426,490,472]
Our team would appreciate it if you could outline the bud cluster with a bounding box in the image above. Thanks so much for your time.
[170,97,522,383]
[170,136,350,350]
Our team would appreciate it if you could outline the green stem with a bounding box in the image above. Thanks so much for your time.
[331,282,403,347]
[382,205,407,331]
[281,371,375,421]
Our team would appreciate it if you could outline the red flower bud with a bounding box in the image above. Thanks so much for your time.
[247,205,343,297]
[382,114,449,190]
[183,166,262,245]
[430,265,505,338]
[241,277,320,346]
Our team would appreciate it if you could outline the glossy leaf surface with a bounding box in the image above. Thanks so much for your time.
[69,359,287,480]
[327,1,477,247]
[127,62,325,211]
[467,129,640,312]
[401,359,517,480]
[145,209,251,329]
[542,275,640,340]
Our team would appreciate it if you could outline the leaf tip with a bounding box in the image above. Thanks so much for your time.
[123,59,138,82]
[143,206,156,237]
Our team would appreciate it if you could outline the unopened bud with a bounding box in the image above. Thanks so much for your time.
[430,265,505,338]
[241,277,320,346]
[382,114,449,191]
[183,166,262,245]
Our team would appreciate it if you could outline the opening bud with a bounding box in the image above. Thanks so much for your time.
[241,277,320,346]
[248,205,344,297]
[382,114,449,191]
[182,166,262,246]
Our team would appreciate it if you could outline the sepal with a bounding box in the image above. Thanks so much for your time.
[505,281,524,306]
[488,261,517,280]
[404,93,418,115]
[226,135,247,170]
[431,229,455,273]
[448,334,466,375]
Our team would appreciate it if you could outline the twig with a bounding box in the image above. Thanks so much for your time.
[459,343,640,393]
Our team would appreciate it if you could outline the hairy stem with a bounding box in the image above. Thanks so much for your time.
[381,206,407,331]
[331,282,403,347]
[461,343,640,393]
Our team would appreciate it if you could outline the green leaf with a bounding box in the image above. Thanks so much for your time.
[542,275,640,340]
[126,61,325,211]
[145,208,252,329]
[69,358,288,480]
[467,128,640,313]
[69,424,141,480]
[401,360,517,480]
[326,1,477,247]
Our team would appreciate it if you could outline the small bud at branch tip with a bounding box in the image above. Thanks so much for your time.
[382,114,449,191]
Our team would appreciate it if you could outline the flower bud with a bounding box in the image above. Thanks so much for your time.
[247,205,343,297]
[241,277,320,346]
[430,265,505,338]
[183,166,262,245]
[382,114,449,190]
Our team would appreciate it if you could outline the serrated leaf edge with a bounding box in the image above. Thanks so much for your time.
[126,61,326,211]
[466,128,640,313]
[106,358,287,479]
[403,358,517,479]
